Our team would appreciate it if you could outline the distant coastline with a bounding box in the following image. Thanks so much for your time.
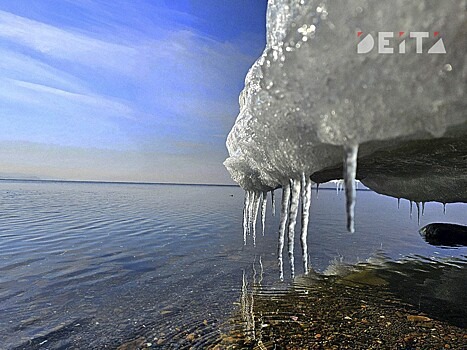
[0,178,371,191]
[0,177,240,188]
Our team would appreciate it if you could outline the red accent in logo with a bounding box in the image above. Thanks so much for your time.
[399,31,405,37]
[434,31,439,37]
[357,31,363,37]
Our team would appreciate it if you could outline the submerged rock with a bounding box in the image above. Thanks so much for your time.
[419,223,467,247]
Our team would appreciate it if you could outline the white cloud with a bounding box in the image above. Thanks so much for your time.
[0,10,138,74]
[0,78,137,120]
[0,49,86,92]
[0,3,263,182]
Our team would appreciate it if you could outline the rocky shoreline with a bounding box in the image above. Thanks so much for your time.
[211,275,467,349]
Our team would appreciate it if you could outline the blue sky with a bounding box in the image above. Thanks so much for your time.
[0,0,267,183]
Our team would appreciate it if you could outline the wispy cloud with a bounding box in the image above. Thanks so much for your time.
[0,10,138,73]
[0,48,86,91]
[0,78,137,120]
[0,1,265,182]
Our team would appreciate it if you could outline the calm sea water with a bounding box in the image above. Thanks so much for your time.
[0,180,465,349]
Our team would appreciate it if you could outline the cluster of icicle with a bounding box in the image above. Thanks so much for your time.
[241,143,451,280]
[242,147,358,280]
[403,199,447,225]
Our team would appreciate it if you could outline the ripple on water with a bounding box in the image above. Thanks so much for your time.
[0,181,465,349]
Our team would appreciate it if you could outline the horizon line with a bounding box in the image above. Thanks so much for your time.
[0,177,240,188]
[0,177,372,191]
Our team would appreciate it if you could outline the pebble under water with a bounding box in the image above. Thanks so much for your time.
[0,180,465,349]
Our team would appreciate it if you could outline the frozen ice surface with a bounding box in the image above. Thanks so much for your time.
[225,0,466,272]
[224,0,466,203]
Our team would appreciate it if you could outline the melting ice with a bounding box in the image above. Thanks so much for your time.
[225,0,466,276]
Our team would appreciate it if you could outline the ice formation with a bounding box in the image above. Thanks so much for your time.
[225,0,466,275]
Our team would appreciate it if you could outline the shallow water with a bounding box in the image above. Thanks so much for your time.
[0,180,465,349]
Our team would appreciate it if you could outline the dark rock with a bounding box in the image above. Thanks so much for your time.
[419,223,467,247]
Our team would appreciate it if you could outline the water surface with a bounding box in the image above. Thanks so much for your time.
[0,180,465,349]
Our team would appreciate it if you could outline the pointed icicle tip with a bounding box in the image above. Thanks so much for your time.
[397,198,401,209]
[300,175,312,275]
[271,190,276,217]
[416,202,421,225]
[287,178,301,278]
[343,144,359,233]
[261,191,267,236]
[247,190,254,236]
[277,182,291,281]
[242,191,250,245]
[251,191,261,246]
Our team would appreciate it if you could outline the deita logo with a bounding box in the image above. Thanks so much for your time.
[357,31,446,54]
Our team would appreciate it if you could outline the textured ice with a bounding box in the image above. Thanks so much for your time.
[225,0,466,274]
[225,0,466,200]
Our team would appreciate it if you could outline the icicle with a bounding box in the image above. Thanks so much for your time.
[410,201,413,219]
[416,202,421,225]
[243,191,250,245]
[343,144,359,233]
[247,190,254,236]
[261,191,267,236]
[287,179,301,278]
[271,190,276,216]
[443,203,446,214]
[278,182,291,281]
[316,183,319,198]
[251,191,261,246]
[421,202,425,216]
[397,198,401,209]
[335,181,339,195]
[301,173,306,198]
[300,174,312,275]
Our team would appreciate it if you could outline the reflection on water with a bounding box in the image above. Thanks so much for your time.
[222,255,467,349]
[0,180,465,349]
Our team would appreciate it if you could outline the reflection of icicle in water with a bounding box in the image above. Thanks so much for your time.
[240,258,266,343]
[241,270,255,341]
[252,257,257,284]
[258,256,263,285]
[261,191,267,236]
[278,182,291,281]
[300,173,312,274]
[343,144,359,233]
[287,179,301,278]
